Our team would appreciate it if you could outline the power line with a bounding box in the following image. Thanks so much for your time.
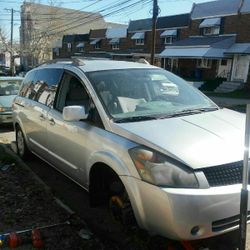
[52,0,151,35]
[23,0,150,43]
[29,0,135,36]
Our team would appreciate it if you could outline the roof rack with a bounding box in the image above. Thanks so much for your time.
[40,57,85,67]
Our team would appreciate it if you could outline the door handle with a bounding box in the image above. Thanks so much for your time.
[49,118,55,126]
[39,114,46,121]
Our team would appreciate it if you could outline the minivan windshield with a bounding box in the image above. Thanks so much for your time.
[87,68,218,122]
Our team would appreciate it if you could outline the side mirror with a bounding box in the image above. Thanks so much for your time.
[63,105,88,121]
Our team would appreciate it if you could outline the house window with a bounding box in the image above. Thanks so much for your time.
[203,26,220,36]
[164,36,176,45]
[111,44,119,50]
[78,47,84,53]
[221,59,227,66]
[67,43,72,52]
[196,59,212,68]
[54,48,59,56]
[95,43,100,49]
[136,39,144,45]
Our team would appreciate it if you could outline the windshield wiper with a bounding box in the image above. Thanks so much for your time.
[158,107,219,119]
[114,115,158,123]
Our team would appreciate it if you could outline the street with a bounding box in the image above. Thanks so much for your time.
[1,121,250,249]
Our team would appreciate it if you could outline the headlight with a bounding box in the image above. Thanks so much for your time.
[129,147,199,188]
[0,107,6,112]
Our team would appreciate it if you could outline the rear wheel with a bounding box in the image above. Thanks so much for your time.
[16,126,30,159]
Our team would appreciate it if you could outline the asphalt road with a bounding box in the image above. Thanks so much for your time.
[0,123,249,250]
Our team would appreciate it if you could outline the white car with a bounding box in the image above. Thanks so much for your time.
[0,76,23,124]
[13,59,247,240]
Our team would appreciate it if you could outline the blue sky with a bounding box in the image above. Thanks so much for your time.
[0,0,211,41]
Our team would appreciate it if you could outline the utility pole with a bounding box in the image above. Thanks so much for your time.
[150,0,159,65]
[5,8,15,76]
[10,8,14,76]
[239,104,250,250]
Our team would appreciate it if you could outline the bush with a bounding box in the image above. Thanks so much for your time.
[199,78,226,91]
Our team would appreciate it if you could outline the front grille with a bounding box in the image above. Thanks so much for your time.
[212,212,250,232]
[202,161,243,187]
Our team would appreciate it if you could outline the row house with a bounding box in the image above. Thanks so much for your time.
[52,0,250,89]
[53,13,190,66]
[160,0,250,89]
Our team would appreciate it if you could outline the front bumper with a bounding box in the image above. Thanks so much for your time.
[121,176,247,240]
[0,112,13,124]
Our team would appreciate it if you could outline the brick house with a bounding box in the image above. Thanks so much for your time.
[127,13,190,65]
[53,34,89,58]
[87,27,129,58]
[160,0,250,89]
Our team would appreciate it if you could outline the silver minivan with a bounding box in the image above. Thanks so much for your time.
[13,59,247,240]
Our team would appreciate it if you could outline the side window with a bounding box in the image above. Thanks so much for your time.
[55,71,104,128]
[55,72,90,112]
[33,68,63,107]
[19,70,37,98]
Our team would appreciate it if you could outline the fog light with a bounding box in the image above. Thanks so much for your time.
[191,226,200,236]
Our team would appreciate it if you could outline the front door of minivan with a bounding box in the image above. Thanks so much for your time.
[46,71,104,186]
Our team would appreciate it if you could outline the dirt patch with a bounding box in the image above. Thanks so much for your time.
[0,146,105,250]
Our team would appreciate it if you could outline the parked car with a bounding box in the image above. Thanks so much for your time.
[13,59,246,240]
[0,76,23,124]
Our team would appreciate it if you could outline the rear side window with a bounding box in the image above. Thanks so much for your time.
[20,68,63,107]
[19,70,37,98]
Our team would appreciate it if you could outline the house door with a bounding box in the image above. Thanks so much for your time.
[232,55,249,82]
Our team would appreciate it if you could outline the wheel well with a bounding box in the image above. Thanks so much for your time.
[89,163,124,207]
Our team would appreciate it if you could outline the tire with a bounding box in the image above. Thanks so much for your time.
[109,181,137,229]
[16,126,30,160]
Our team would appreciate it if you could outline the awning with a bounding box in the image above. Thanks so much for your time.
[131,32,145,40]
[109,38,120,44]
[76,42,84,48]
[225,43,250,55]
[160,29,177,37]
[160,46,228,59]
[199,17,221,28]
[160,47,210,58]
[90,38,101,45]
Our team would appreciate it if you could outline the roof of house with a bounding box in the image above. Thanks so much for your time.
[225,43,250,54]
[157,13,190,29]
[106,28,127,39]
[168,35,236,48]
[128,13,190,32]
[89,29,107,39]
[191,0,240,19]
[63,35,75,43]
[74,34,89,42]
[62,34,89,43]
[128,18,152,32]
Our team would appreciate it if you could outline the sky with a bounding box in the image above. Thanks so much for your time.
[0,0,212,41]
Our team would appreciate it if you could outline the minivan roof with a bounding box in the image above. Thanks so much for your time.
[39,58,157,73]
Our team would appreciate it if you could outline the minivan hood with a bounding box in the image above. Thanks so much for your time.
[110,109,245,169]
[0,95,15,108]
